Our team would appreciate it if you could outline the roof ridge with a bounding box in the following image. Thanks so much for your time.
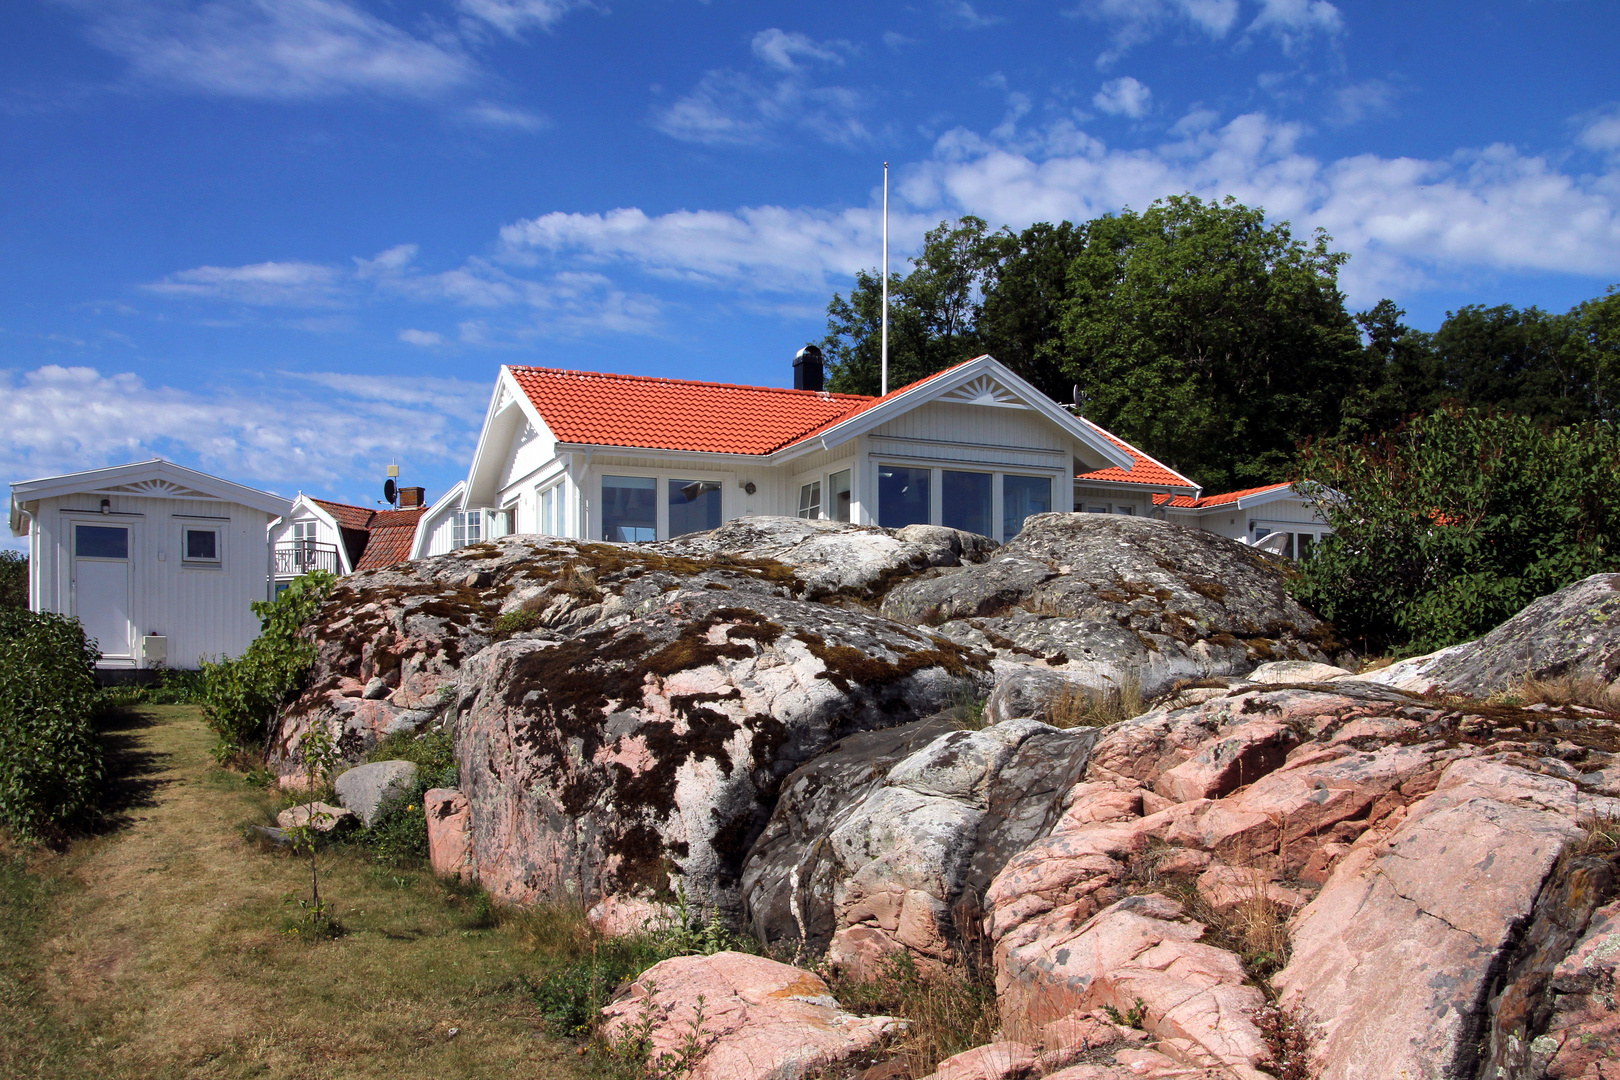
[507,365,873,402]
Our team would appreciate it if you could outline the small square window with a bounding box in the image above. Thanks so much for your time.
[184,527,220,564]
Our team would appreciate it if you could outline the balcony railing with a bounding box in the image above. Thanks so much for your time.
[274,542,341,577]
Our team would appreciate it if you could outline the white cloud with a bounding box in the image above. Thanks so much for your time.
[1076,0,1240,68]
[1578,105,1620,159]
[497,204,935,295]
[882,31,916,50]
[456,0,587,39]
[399,328,448,346]
[463,100,548,131]
[939,1,1000,29]
[1093,76,1152,119]
[750,28,846,72]
[143,260,347,305]
[1248,0,1343,54]
[147,244,664,336]
[0,364,487,488]
[64,0,478,100]
[653,29,867,147]
[1329,79,1398,126]
[495,107,1620,309]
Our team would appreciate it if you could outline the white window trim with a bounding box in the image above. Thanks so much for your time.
[181,524,224,569]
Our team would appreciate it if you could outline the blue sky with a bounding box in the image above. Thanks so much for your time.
[3,0,1619,529]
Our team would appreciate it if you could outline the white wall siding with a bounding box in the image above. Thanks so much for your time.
[31,491,273,667]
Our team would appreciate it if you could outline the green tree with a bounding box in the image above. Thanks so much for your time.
[1429,304,1595,424]
[1060,194,1364,492]
[1572,285,1620,422]
[824,216,999,394]
[1294,407,1620,655]
[977,220,1088,402]
[1338,300,1441,438]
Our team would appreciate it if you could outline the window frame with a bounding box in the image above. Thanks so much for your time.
[595,468,730,542]
[797,480,822,520]
[181,524,223,569]
[875,460,1064,542]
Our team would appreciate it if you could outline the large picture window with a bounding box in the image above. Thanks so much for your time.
[668,479,722,537]
[602,475,657,542]
[878,466,931,528]
[1002,474,1052,539]
[942,470,993,536]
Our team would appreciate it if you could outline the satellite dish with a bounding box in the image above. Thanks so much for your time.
[383,478,397,505]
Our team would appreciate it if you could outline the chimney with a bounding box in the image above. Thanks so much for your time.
[793,344,824,392]
[397,486,426,508]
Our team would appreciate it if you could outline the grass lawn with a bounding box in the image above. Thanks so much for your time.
[0,704,587,1080]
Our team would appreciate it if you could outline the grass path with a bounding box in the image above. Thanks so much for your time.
[0,705,584,1080]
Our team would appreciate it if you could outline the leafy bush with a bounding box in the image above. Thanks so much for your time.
[353,729,459,866]
[0,551,26,609]
[0,609,104,840]
[199,571,336,757]
[1295,407,1620,655]
[100,667,206,708]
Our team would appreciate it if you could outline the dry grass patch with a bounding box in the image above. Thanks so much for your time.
[0,704,586,1080]
[1047,676,1145,729]
[1519,674,1620,714]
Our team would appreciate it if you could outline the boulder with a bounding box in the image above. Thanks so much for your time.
[334,759,418,826]
[741,715,1096,966]
[587,894,680,937]
[599,951,902,1080]
[275,800,356,833]
[651,516,998,600]
[423,787,475,882]
[982,677,1620,1080]
[883,514,1350,700]
[1348,572,1620,697]
[453,589,991,915]
[1244,659,1351,684]
[920,1040,1038,1080]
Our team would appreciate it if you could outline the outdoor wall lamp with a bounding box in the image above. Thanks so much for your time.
[100,499,111,514]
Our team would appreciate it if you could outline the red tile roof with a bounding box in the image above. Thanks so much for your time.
[1075,419,1198,490]
[507,367,872,455]
[309,499,425,572]
[1153,493,1200,507]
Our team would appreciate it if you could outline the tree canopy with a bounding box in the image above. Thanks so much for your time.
[821,195,1620,493]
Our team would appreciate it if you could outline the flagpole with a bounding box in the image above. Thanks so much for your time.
[881,161,889,397]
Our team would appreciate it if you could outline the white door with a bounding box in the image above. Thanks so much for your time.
[74,524,132,660]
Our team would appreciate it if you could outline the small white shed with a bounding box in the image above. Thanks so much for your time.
[8,459,291,669]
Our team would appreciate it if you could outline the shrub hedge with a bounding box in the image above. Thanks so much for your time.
[0,609,104,839]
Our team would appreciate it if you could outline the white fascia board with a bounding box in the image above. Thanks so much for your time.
[408,481,467,560]
[552,442,784,468]
[464,369,556,507]
[773,356,1137,472]
[10,458,292,516]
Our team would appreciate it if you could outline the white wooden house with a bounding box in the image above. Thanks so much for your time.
[1157,483,1332,558]
[8,459,291,669]
[413,352,1159,550]
[270,491,426,594]
[408,350,1333,555]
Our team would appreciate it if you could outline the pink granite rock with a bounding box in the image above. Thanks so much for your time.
[919,1040,1037,1080]
[600,951,901,1080]
[587,894,678,937]
[424,787,474,882]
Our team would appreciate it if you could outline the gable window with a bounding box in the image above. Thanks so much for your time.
[451,510,483,548]
[878,466,931,528]
[669,479,722,537]
[602,475,657,542]
[829,470,852,522]
[797,481,822,520]
[183,527,221,566]
[942,471,992,536]
[1002,474,1052,539]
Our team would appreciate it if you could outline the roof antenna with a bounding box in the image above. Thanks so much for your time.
[384,460,399,507]
[881,160,889,397]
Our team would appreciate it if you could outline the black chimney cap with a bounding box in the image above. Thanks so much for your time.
[793,344,824,392]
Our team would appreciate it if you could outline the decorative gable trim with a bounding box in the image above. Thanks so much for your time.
[938,374,1031,410]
